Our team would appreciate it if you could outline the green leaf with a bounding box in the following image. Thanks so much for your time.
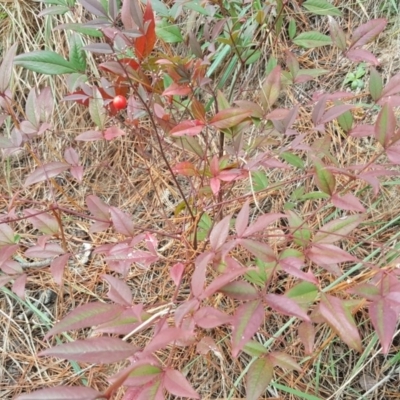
[193,212,212,241]
[68,33,86,72]
[210,108,252,129]
[89,87,106,129]
[369,67,383,101]
[260,65,281,110]
[156,20,183,43]
[56,23,104,38]
[303,0,342,16]
[231,300,264,357]
[286,282,318,308]
[337,109,353,133]
[281,151,304,169]
[245,49,261,65]
[314,160,336,195]
[14,51,79,75]
[243,340,269,357]
[246,358,273,400]
[314,214,364,244]
[375,103,395,147]
[299,191,330,201]
[288,18,297,40]
[265,57,278,75]
[293,31,332,48]
[286,210,311,247]
[251,170,269,192]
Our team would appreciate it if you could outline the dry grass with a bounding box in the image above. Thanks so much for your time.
[1,1,400,399]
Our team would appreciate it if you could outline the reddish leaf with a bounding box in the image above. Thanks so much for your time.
[162,82,191,96]
[320,294,362,352]
[175,298,200,327]
[50,254,70,285]
[279,257,318,284]
[0,43,18,93]
[12,274,27,300]
[349,124,375,138]
[328,16,346,51]
[246,358,273,400]
[209,214,232,251]
[104,126,126,140]
[80,0,107,17]
[45,302,124,339]
[193,307,232,329]
[313,214,364,244]
[191,251,214,298]
[0,275,12,287]
[75,130,103,141]
[346,49,379,65]
[234,100,263,118]
[203,267,249,298]
[210,108,252,130]
[86,195,109,219]
[381,72,400,98]
[0,244,19,265]
[0,224,15,247]
[170,120,205,137]
[110,207,135,237]
[369,297,398,354]
[265,294,310,321]
[260,65,281,110]
[121,0,143,31]
[298,321,315,355]
[268,351,301,371]
[39,337,138,363]
[242,213,284,237]
[102,274,132,306]
[196,336,218,355]
[24,209,59,235]
[306,243,355,268]
[94,306,150,335]
[231,300,264,357]
[210,177,220,195]
[145,327,189,354]
[135,1,156,60]
[238,239,276,263]
[319,104,354,125]
[25,242,65,259]
[218,280,260,301]
[332,193,366,212]
[170,262,185,286]
[386,143,400,165]
[64,147,79,166]
[171,161,198,177]
[14,386,103,400]
[350,18,387,49]
[311,95,327,126]
[191,97,206,121]
[25,162,70,186]
[132,379,163,400]
[164,368,200,399]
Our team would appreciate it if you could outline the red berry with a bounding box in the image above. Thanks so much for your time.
[113,95,127,111]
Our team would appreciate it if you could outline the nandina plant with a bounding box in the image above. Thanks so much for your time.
[1,0,400,399]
